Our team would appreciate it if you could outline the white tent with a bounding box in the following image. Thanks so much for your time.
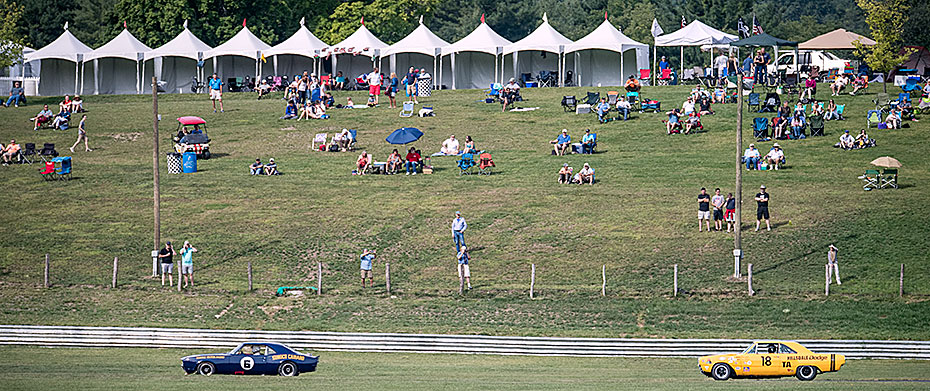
[565,19,650,87]
[265,18,328,79]
[25,24,92,96]
[382,19,449,88]
[143,22,213,94]
[328,24,387,87]
[84,28,152,95]
[441,19,512,89]
[503,14,572,87]
[204,24,271,86]
[654,19,737,77]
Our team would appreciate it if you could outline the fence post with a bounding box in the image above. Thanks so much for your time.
[899,263,904,297]
[44,254,50,288]
[317,262,322,295]
[673,264,678,297]
[601,264,606,297]
[530,264,536,299]
[385,262,391,294]
[112,257,118,288]
[825,263,829,296]
[747,263,754,296]
[247,261,253,291]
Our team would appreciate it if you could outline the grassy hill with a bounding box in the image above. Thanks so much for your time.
[0,84,928,339]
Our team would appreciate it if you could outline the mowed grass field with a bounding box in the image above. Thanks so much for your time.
[0,83,928,338]
[2,347,930,391]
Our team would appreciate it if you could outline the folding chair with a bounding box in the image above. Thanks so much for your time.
[693,66,709,87]
[861,169,880,190]
[835,104,846,120]
[485,83,502,101]
[39,143,58,162]
[681,68,695,84]
[639,69,651,86]
[880,169,898,189]
[747,93,761,112]
[39,161,56,181]
[584,92,600,106]
[657,68,672,86]
[808,114,825,137]
[626,91,640,111]
[311,133,327,150]
[607,91,619,105]
[19,143,37,164]
[753,118,769,139]
[399,101,414,117]
[561,96,577,112]
[873,93,890,111]
[53,156,72,180]
[902,77,921,93]
[867,110,882,128]
[457,152,476,176]
[477,152,495,175]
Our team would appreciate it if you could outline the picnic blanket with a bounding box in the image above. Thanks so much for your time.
[509,107,540,112]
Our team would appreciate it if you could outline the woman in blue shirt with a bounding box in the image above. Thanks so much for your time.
[388,72,399,109]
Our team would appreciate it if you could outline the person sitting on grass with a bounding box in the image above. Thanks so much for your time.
[838,130,855,149]
[830,74,848,96]
[596,97,611,123]
[581,129,596,154]
[684,112,701,134]
[344,97,355,108]
[573,162,594,185]
[51,110,70,129]
[441,134,460,155]
[70,95,85,112]
[681,97,695,115]
[557,163,572,184]
[885,109,901,129]
[3,81,25,107]
[616,97,632,120]
[712,87,725,104]
[850,75,868,95]
[310,101,327,119]
[297,101,312,121]
[743,143,761,170]
[250,158,263,175]
[464,136,476,153]
[624,75,640,93]
[367,94,377,107]
[281,100,298,119]
[790,112,805,139]
[263,158,279,175]
[256,79,271,100]
[698,96,714,115]
[666,109,681,134]
[855,129,874,148]
[334,71,345,90]
[551,129,571,156]
[387,149,402,174]
[1,139,20,165]
[405,147,420,175]
[800,76,816,101]
[32,104,54,130]
[59,95,72,114]
[823,99,839,120]
[764,143,785,170]
[356,151,370,174]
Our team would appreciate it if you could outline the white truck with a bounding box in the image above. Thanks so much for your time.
[768,50,849,78]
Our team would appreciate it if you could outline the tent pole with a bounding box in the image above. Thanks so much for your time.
[513,51,518,85]
[137,59,141,94]
[653,45,657,86]
[273,55,278,77]
[433,55,438,90]
[494,52,498,85]
[620,49,624,86]
[574,52,579,87]
[74,60,79,95]
[438,54,443,90]
[451,53,456,90]
[680,46,684,79]
[94,59,99,95]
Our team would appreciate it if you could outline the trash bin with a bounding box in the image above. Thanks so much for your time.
[417,77,431,97]
[166,152,182,174]
[182,152,197,173]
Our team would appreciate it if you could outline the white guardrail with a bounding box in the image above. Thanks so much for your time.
[1,325,928,360]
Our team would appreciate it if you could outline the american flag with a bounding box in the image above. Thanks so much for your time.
[752,16,764,35]
[681,15,687,28]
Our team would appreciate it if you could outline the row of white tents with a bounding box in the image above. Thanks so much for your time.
[25,16,742,96]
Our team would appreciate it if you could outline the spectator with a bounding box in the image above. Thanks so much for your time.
[451,211,467,252]
[713,52,728,80]
[658,56,669,71]
[387,149,402,174]
[32,104,54,130]
[810,99,823,116]
[764,143,785,170]
[624,75,640,93]
[250,158,263,175]
[616,96,631,120]
[855,129,874,148]
[297,101,313,121]
[256,79,271,99]
[838,130,855,149]
[771,116,787,140]
[581,129,596,154]
[367,94,376,107]
[681,97,695,115]
[850,75,868,95]
[51,110,69,129]
[1,139,20,165]
[404,67,418,104]
[790,112,805,139]
[464,136,476,153]
[753,50,766,84]
[742,53,753,75]
[712,188,725,231]
[551,129,571,156]
[755,185,771,232]
[281,100,298,119]
[3,81,25,107]
[69,115,92,153]
[263,158,279,175]
[684,112,701,134]
[666,109,681,134]
[179,241,198,288]
[743,143,760,170]
[338,128,353,152]
[596,97,611,122]
[760,48,771,80]
[388,72,399,109]
[441,134,460,155]
[59,95,72,114]
[712,87,725,104]
[457,245,472,290]
[823,99,839,120]
[500,78,520,112]
[504,77,520,93]
[827,244,841,285]
[359,249,376,288]
[368,67,382,105]
[801,76,816,101]
[334,71,345,90]
[405,147,420,175]
[698,96,713,115]
[885,109,901,129]
[208,73,224,113]
[725,192,736,233]
[574,162,594,185]
[923,82,930,98]
[697,187,711,232]
[557,163,572,184]
[159,241,176,286]
[830,74,848,96]
[727,55,739,77]
[356,150,369,174]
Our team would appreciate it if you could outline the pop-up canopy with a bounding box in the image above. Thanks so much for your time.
[441,18,512,89]
[204,23,271,83]
[799,28,876,50]
[84,28,152,95]
[26,23,92,96]
[144,22,213,94]
[503,14,573,86]
[565,18,649,87]
[328,24,388,86]
[265,18,328,79]
[655,19,738,76]
[382,19,449,88]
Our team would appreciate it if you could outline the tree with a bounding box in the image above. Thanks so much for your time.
[853,0,912,92]
[320,0,438,45]
[0,0,26,69]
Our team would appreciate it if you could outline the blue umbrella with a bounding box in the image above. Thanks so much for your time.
[385,127,423,144]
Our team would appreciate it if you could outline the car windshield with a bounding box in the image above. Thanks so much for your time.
[741,343,756,354]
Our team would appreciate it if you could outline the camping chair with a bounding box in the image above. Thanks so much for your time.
[902,77,921,93]
[353,76,368,91]
[867,110,882,128]
[486,83,502,101]
[898,93,911,104]
[584,92,600,106]
[753,118,769,139]
[311,133,327,151]
[873,93,891,111]
[226,78,238,92]
[761,93,779,113]
[665,113,683,134]
[39,143,58,161]
[53,156,72,180]
[747,93,761,112]
[880,169,898,189]
[347,129,358,151]
[693,66,710,87]
[639,69,651,86]
[400,101,415,117]
[626,91,640,111]
[861,169,880,190]
[809,114,825,137]
[19,143,37,164]
[607,91,619,105]
[39,161,55,181]
[561,96,577,112]
[477,152,495,175]
[457,152,476,175]
[835,104,846,120]
[640,98,661,113]
[657,68,672,86]
[681,68,695,84]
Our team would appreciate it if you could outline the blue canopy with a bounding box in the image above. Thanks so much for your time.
[385,127,423,144]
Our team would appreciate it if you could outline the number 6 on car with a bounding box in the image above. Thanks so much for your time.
[698,340,844,381]
[181,342,319,376]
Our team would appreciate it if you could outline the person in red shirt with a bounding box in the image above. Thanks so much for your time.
[405,147,420,175]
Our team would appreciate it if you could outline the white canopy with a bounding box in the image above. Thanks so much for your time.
[441,21,511,89]
[503,15,571,55]
[654,19,738,47]
[330,24,388,56]
[143,24,213,94]
[25,27,92,62]
[441,21,511,56]
[26,25,92,96]
[144,26,211,61]
[204,26,271,60]
[84,28,152,62]
[265,20,328,57]
[564,19,649,87]
[383,22,449,57]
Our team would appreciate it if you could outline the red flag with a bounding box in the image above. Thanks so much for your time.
[361,16,365,26]
[242,18,247,27]
[604,11,608,20]
[480,13,485,23]
[123,21,127,29]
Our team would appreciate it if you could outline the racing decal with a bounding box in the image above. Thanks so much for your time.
[271,354,305,361]
[240,357,254,371]
[787,355,828,361]
[196,355,225,359]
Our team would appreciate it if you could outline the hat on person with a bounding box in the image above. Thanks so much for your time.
[829,244,838,250]
[845,130,850,133]
[760,185,766,189]
[749,143,755,147]
[509,77,515,82]
[584,162,590,167]
[562,129,568,133]
[455,211,461,215]
[563,163,569,167]
[269,158,275,163]
[183,240,190,246]
[773,143,780,148]
[166,241,171,245]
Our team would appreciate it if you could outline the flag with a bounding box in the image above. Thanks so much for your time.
[242,18,247,27]
[543,13,548,24]
[651,18,664,38]
[752,15,763,35]
[737,17,750,38]
[604,11,608,21]
[300,17,305,26]
[260,53,266,63]
[681,15,687,28]
[480,13,485,24]
[123,21,127,29]
[419,15,423,25]
[360,16,365,26]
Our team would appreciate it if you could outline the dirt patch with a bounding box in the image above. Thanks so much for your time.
[110,132,142,142]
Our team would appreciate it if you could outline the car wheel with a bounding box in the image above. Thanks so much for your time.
[202,151,211,160]
[711,363,732,381]
[278,361,298,377]
[196,361,215,376]
[796,365,817,381]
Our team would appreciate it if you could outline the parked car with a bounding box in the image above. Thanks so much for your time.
[769,50,849,78]
[699,340,845,381]
[181,342,319,376]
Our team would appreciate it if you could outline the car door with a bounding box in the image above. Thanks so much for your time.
[755,343,785,376]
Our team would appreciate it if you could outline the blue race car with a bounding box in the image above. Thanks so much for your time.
[181,342,318,376]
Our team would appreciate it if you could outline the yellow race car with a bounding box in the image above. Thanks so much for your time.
[699,340,845,381]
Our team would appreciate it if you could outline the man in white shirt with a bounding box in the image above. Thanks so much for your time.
[765,143,785,170]
[744,143,761,170]
[682,97,695,115]
[838,130,855,149]
[505,78,520,92]
[574,163,594,185]
[367,67,382,105]
[616,98,632,120]
[441,134,460,155]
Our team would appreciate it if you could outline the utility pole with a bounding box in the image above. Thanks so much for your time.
[734,74,744,278]
[152,77,160,257]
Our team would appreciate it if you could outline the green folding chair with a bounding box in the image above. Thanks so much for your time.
[880,169,898,189]
[861,169,880,190]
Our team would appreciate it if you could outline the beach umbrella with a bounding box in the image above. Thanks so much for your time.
[870,156,902,168]
[386,127,423,144]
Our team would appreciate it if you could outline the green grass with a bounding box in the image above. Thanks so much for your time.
[3,347,930,390]
[0,84,928,338]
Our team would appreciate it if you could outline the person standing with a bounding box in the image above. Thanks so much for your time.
[359,249,376,288]
[367,67,382,105]
[827,244,841,285]
[451,211,467,252]
[70,115,92,153]
[457,245,472,290]
[405,67,419,104]
[724,192,736,233]
[697,187,711,232]
[179,241,198,288]
[208,73,224,113]
[755,185,771,232]
[159,241,176,286]
[388,72,399,109]
[711,188,725,231]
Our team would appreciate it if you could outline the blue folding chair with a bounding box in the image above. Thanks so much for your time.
[747,93,760,112]
[898,93,911,104]
[485,83,502,101]
[867,110,882,128]
[753,117,769,139]
[902,77,921,93]
[52,156,72,180]
[457,153,476,175]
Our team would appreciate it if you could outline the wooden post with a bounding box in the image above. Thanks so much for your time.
[44,254,49,288]
[825,263,830,296]
[734,74,744,278]
[899,263,904,297]
[530,264,536,299]
[673,264,678,297]
[747,263,754,296]
[385,262,391,294]
[316,262,322,295]
[601,264,606,297]
[112,257,118,288]
[152,77,160,259]
[248,261,253,291]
